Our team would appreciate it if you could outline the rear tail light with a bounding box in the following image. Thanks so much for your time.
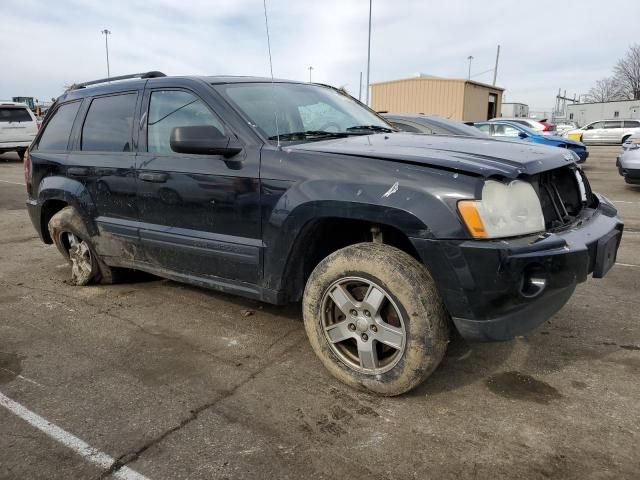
[24,149,32,195]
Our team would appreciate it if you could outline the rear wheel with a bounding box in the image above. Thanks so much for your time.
[48,206,117,285]
[16,149,25,161]
[303,242,449,396]
[622,135,631,145]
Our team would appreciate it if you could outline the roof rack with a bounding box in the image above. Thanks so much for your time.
[68,71,166,91]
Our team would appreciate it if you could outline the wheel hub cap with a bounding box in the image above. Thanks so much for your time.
[321,276,407,375]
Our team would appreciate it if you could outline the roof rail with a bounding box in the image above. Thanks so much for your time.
[67,71,166,91]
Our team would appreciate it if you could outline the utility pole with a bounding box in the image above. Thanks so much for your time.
[365,0,372,106]
[358,71,363,101]
[308,66,313,82]
[467,55,473,80]
[101,29,111,79]
[492,45,500,86]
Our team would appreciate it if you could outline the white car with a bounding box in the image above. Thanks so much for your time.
[0,102,38,159]
[616,133,640,184]
[490,117,556,134]
[566,119,640,145]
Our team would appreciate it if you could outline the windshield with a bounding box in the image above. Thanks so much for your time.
[216,82,393,142]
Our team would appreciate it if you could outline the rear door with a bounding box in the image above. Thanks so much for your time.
[0,105,37,145]
[68,91,141,263]
[603,120,622,143]
[135,84,261,284]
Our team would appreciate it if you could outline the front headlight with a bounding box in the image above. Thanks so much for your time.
[457,180,545,239]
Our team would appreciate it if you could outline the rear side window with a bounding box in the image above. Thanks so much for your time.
[624,120,640,128]
[37,101,81,151]
[81,93,137,152]
[604,121,622,129]
[0,107,32,123]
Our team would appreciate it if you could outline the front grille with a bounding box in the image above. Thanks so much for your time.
[533,166,593,230]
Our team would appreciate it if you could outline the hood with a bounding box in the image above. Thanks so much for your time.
[289,133,577,178]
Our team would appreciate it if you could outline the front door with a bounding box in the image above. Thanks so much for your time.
[582,121,604,143]
[135,87,261,284]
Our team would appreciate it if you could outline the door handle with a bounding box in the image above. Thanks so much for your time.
[138,172,168,183]
[67,167,89,177]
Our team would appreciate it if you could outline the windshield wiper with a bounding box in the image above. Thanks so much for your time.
[346,125,395,133]
[268,130,350,140]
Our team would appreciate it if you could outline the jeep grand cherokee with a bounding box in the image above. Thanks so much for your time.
[25,72,623,395]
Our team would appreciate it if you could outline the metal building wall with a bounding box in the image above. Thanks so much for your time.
[370,78,465,119]
[566,100,640,126]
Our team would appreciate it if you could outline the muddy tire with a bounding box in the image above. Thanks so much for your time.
[303,242,449,396]
[48,206,115,286]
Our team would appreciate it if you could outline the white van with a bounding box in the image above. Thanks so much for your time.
[566,119,640,145]
[0,102,38,159]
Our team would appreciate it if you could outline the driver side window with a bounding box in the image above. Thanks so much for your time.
[147,90,224,154]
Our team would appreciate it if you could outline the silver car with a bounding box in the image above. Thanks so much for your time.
[567,119,640,145]
[617,133,640,184]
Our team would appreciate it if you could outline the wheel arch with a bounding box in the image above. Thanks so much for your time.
[263,201,430,303]
[37,176,98,243]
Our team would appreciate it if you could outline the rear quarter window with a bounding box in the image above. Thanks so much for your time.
[624,120,640,128]
[0,107,32,123]
[37,101,81,151]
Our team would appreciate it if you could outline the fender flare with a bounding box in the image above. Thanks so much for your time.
[37,176,99,238]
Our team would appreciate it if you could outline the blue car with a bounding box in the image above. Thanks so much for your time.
[472,120,589,163]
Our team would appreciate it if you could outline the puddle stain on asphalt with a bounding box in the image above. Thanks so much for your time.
[486,371,563,405]
[0,352,23,384]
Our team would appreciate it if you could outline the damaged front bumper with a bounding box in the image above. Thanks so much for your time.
[411,194,624,341]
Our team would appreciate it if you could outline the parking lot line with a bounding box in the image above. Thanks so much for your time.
[616,262,639,268]
[0,391,151,480]
[0,179,25,186]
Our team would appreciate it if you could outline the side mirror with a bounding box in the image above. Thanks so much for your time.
[170,126,242,158]
[518,131,528,139]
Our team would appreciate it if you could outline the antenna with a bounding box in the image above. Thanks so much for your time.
[262,0,280,148]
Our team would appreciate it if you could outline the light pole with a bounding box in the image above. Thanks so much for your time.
[365,0,372,106]
[467,55,473,80]
[101,29,111,79]
[308,66,313,83]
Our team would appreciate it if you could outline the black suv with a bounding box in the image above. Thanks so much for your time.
[25,72,623,395]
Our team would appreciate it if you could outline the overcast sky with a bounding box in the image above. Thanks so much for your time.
[1,0,638,110]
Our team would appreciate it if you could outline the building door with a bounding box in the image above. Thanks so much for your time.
[487,93,497,120]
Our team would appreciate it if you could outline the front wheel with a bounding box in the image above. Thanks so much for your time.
[303,242,449,396]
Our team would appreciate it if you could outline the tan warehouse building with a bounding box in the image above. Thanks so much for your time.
[370,75,504,121]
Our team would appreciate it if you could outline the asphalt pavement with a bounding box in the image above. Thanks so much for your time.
[0,147,638,479]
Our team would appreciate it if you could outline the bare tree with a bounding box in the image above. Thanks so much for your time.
[614,44,640,100]
[584,77,624,103]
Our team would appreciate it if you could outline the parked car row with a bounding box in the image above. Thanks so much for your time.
[386,114,588,163]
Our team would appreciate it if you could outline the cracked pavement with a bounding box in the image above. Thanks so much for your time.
[1,147,639,479]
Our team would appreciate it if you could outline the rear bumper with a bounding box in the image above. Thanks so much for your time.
[411,194,623,341]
